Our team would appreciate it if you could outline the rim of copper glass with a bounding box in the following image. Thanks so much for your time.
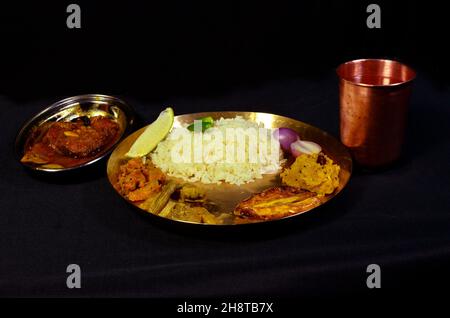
[336,58,417,88]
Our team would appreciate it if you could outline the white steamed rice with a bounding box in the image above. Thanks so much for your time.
[150,116,283,185]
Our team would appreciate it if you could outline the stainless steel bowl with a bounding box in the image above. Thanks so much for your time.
[15,94,135,173]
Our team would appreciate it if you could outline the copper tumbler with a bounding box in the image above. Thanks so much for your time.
[337,59,416,168]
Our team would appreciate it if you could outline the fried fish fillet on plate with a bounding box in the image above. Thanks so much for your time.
[234,186,321,221]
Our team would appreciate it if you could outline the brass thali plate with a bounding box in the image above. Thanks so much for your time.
[107,111,352,225]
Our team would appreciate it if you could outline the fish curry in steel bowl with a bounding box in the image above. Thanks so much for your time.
[16,94,134,172]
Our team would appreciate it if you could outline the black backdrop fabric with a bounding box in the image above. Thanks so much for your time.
[1,1,450,299]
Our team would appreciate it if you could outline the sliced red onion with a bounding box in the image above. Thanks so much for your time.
[273,127,300,152]
[290,139,322,157]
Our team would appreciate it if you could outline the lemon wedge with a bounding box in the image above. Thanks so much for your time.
[126,107,174,158]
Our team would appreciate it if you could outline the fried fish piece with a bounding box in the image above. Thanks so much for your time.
[234,186,321,221]
[45,116,119,158]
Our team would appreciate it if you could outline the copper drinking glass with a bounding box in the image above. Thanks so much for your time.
[337,59,416,168]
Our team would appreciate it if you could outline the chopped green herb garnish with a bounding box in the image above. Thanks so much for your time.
[187,116,214,132]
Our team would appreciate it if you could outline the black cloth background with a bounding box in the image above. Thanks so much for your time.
[2,73,450,297]
[1,1,450,299]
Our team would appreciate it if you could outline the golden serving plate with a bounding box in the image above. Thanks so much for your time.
[107,111,352,225]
